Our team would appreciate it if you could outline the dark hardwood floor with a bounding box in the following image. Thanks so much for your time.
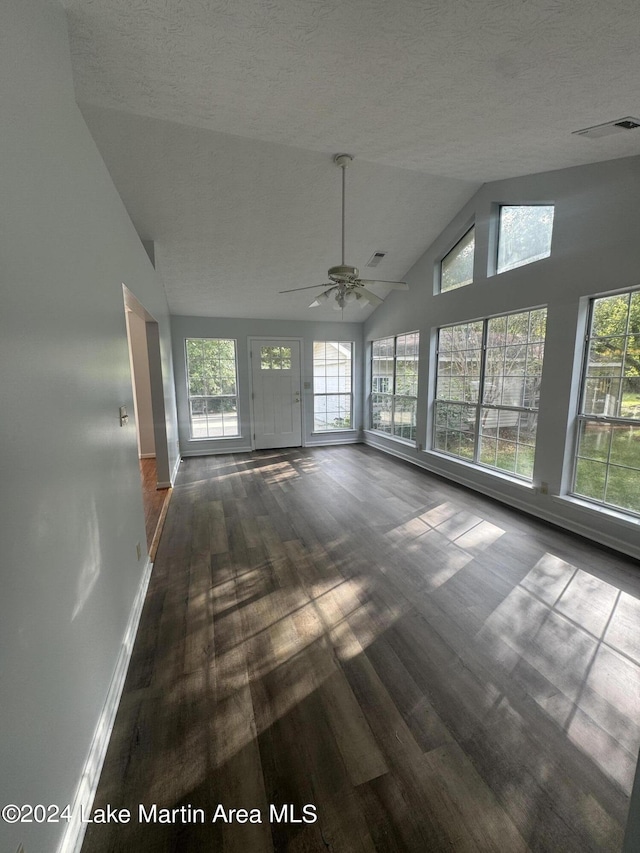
[84,446,640,852]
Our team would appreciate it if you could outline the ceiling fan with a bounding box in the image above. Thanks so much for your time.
[279,154,409,310]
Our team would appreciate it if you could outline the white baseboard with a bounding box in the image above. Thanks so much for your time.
[156,453,182,487]
[363,431,418,464]
[181,445,253,457]
[307,436,362,447]
[57,556,153,853]
[138,453,156,459]
[170,453,181,485]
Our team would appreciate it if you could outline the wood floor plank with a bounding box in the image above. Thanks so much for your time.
[318,667,389,787]
[211,564,272,853]
[364,635,454,755]
[342,649,467,851]
[82,446,640,853]
[423,741,529,852]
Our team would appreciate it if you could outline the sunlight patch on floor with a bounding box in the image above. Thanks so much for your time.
[477,553,640,793]
[204,573,406,767]
[259,461,300,483]
[387,502,505,553]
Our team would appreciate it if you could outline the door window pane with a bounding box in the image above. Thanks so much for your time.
[261,345,292,369]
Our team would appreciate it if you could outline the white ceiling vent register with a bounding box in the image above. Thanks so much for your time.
[366,251,387,268]
[572,117,640,139]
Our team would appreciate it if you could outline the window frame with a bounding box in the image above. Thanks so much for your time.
[312,340,354,432]
[370,332,420,442]
[432,307,547,480]
[570,288,640,517]
[185,337,240,440]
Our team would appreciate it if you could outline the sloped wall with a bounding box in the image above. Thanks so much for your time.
[0,2,179,850]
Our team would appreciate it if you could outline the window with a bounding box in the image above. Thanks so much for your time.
[185,338,239,438]
[496,205,554,274]
[260,345,291,369]
[371,332,419,441]
[572,289,640,515]
[313,341,353,430]
[434,308,547,479]
[440,226,475,292]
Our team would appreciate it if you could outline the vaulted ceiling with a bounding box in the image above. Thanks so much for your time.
[61,0,640,320]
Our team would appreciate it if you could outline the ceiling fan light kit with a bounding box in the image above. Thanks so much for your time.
[309,290,330,307]
[279,153,408,311]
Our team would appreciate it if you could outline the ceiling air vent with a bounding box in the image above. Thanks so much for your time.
[572,117,640,139]
[366,251,387,268]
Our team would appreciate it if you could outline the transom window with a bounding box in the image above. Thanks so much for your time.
[572,289,640,515]
[313,341,353,431]
[440,226,475,292]
[185,338,239,439]
[434,308,547,479]
[496,205,554,274]
[371,332,419,441]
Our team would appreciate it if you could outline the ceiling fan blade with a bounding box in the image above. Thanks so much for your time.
[279,283,331,293]
[359,288,384,307]
[358,279,409,290]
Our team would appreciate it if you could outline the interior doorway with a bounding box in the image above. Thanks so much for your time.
[123,285,172,558]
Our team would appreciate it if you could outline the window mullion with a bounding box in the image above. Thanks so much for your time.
[475,320,489,464]
[392,337,399,432]
[577,304,593,417]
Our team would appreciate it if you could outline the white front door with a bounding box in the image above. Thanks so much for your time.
[250,339,302,449]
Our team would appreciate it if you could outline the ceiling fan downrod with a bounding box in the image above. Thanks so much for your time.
[334,153,353,269]
[279,151,407,309]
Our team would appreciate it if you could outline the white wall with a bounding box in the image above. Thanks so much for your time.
[0,2,179,851]
[364,156,640,560]
[171,316,364,454]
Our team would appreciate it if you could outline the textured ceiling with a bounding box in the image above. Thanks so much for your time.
[61,0,640,320]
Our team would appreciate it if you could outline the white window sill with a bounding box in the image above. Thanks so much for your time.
[188,435,242,442]
[364,429,417,448]
[552,494,640,528]
[312,429,357,435]
[423,449,536,491]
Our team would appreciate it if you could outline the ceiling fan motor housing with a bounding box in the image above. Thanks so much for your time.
[328,264,359,283]
[334,153,353,168]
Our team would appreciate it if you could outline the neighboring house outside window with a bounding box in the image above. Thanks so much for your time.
[185,338,239,438]
[371,332,419,441]
[572,289,640,515]
[434,308,547,479]
[313,341,353,430]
